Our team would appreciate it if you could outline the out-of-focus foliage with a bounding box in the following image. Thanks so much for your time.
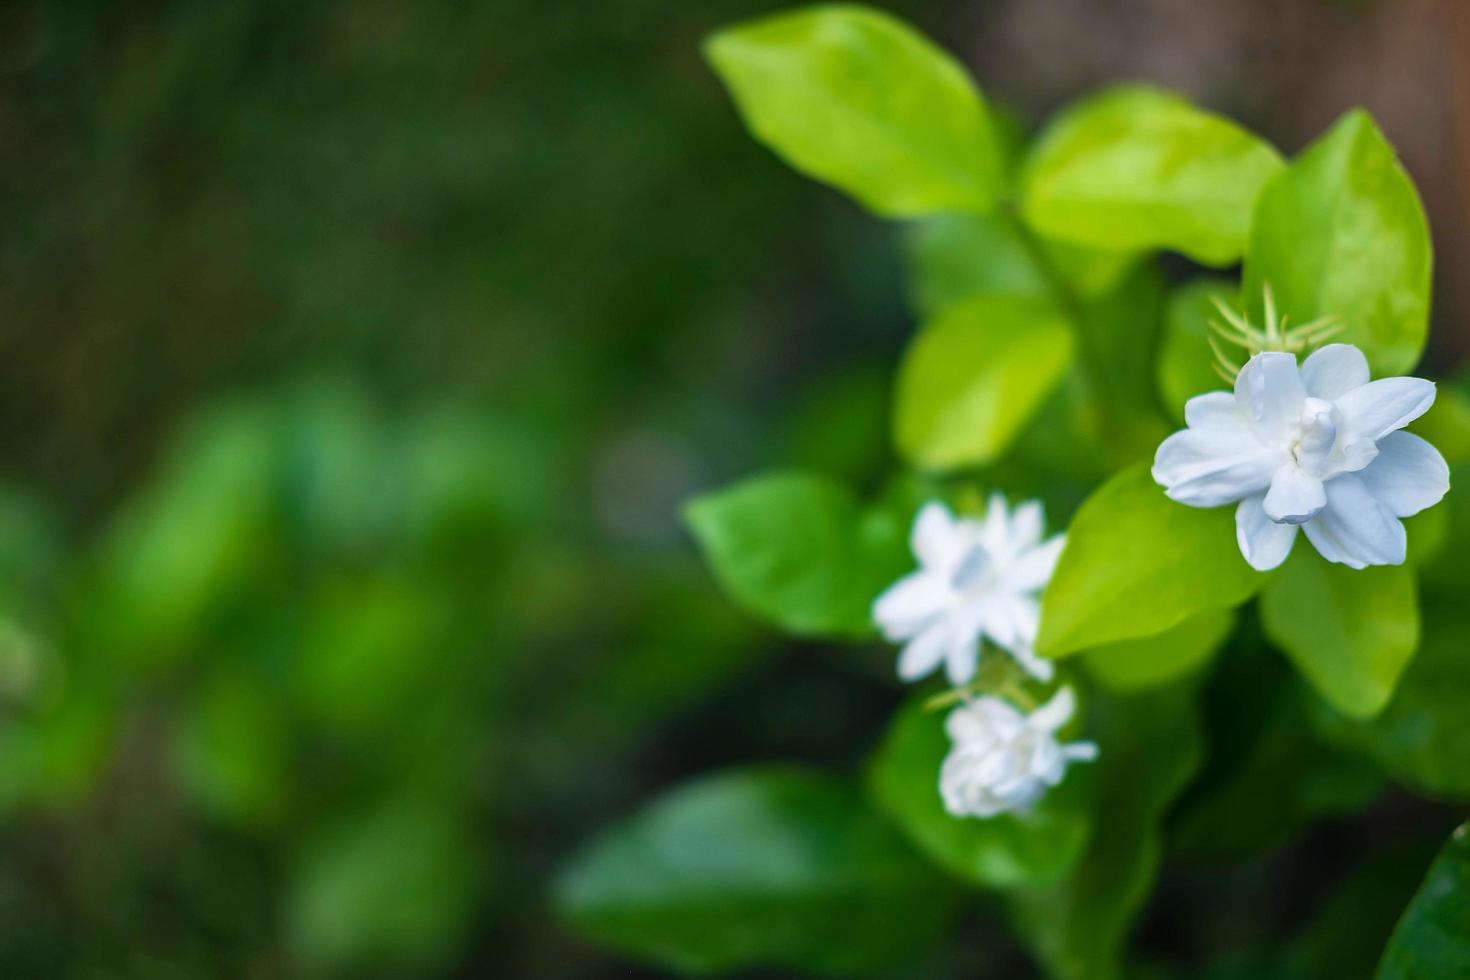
[3,0,1469,977]
[556,767,961,976]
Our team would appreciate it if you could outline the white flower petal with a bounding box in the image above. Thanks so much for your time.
[944,629,981,686]
[1007,594,1041,647]
[1011,534,1065,592]
[1009,644,1055,682]
[1029,686,1077,732]
[896,622,949,681]
[1262,464,1326,524]
[1153,427,1281,507]
[1062,741,1099,762]
[911,502,960,569]
[1302,474,1406,569]
[1300,343,1370,400]
[1357,430,1450,518]
[872,572,947,639]
[1008,500,1044,553]
[946,697,1024,744]
[1235,494,1298,571]
[981,492,1010,554]
[1184,390,1245,430]
[1235,351,1307,443]
[1334,377,1437,442]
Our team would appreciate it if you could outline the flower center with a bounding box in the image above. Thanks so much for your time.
[1288,396,1337,476]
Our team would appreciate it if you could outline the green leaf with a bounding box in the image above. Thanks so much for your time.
[1172,681,1381,860]
[1376,824,1470,980]
[1243,109,1432,375]
[1082,609,1234,692]
[684,471,909,639]
[173,667,290,830]
[1313,596,1470,799]
[904,213,1134,318]
[868,697,1093,887]
[1417,463,1470,595]
[555,767,959,977]
[1021,86,1283,265]
[894,294,1075,470]
[92,402,281,665]
[1070,262,1172,467]
[1409,386,1470,467]
[904,213,1049,317]
[1038,465,1264,656]
[1259,548,1419,718]
[705,5,1003,217]
[289,799,480,970]
[1284,835,1445,980]
[1010,683,1203,980]
[1156,277,1236,422]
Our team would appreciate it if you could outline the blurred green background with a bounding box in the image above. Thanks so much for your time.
[1,0,1468,976]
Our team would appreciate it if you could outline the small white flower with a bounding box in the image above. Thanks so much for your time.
[1153,345,1449,571]
[939,687,1098,818]
[873,496,1064,686]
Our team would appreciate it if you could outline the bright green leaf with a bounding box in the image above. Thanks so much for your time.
[684,471,909,640]
[1156,277,1236,422]
[868,697,1093,887]
[1038,465,1263,656]
[1082,609,1234,692]
[555,767,959,977]
[894,294,1074,470]
[705,5,1003,217]
[1010,683,1203,980]
[1376,824,1470,980]
[1260,548,1419,719]
[1242,109,1432,375]
[1021,86,1283,265]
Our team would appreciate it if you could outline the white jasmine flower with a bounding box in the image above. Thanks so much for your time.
[1153,345,1449,571]
[939,687,1098,818]
[873,496,1064,686]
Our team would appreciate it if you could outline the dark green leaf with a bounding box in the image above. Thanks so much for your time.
[1376,824,1470,979]
[1313,596,1470,799]
[556,767,959,976]
[684,471,909,640]
[1010,683,1204,980]
[868,697,1093,887]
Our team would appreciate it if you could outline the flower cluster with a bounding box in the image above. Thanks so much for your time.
[874,495,1094,820]
[940,687,1097,818]
[873,496,1063,685]
[1153,345,1449,571]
